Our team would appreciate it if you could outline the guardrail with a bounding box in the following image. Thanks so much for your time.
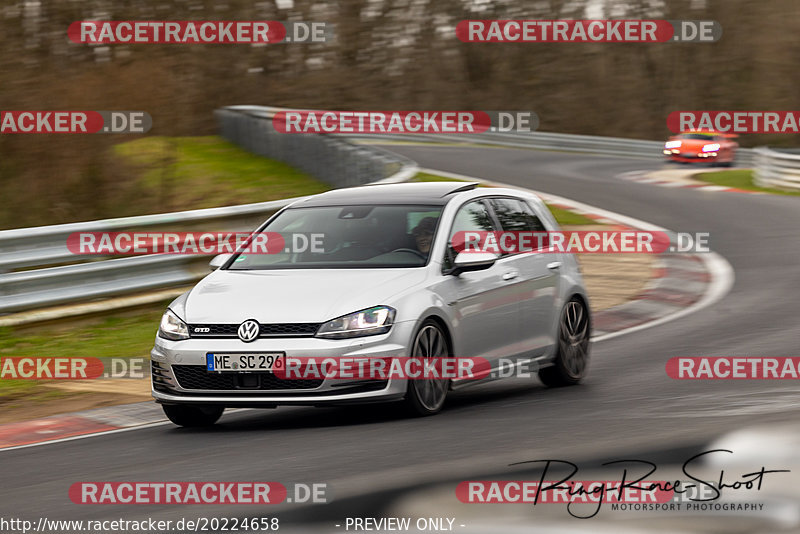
[217,106,418,188]
[753,147,800,190]
[225,105,755,165]
[0,198,303,313]
[0,107,417,315]
[0,105,759,316]
[346,130,755,167]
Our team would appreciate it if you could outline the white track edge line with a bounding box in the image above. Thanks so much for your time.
[0,421,170,452]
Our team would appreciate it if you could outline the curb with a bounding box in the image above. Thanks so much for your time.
[617,169,762,194]
[591,253,710,337]
[0,401,167,451]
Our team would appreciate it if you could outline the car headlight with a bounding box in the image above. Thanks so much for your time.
[316,306,396,339]
[702,143,720,152]
[665,140,682,149]
[158,309,189,341]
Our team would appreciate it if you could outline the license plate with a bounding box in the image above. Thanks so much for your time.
[206,353,284,372]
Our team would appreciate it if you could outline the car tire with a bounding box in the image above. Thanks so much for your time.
[162,405,224,427]
[538,297,590,387]
[405,320,451,416]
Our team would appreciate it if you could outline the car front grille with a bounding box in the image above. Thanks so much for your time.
[188,323,320,338]
[172,364,323,390]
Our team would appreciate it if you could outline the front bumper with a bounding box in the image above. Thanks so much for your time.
[665,151,720,163]
[150,321,415,406]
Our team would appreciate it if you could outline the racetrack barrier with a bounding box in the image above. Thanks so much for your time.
[753,147,800,190]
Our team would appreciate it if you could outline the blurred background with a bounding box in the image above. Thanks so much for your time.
[1,0,799,228]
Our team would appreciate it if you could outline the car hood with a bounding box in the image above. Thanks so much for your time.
[183,268,428,324]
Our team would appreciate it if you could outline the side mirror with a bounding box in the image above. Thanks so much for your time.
[449,251,498,276]
[209,253,232,270]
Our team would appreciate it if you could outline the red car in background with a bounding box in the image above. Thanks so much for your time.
[663,130,738,166]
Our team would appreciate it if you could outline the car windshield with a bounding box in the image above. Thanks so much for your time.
[680,133,718,140]
[228,204,443,269]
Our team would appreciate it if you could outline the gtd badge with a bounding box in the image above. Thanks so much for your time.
[237,320,260,342]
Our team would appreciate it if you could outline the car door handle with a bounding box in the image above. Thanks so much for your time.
[502,270,519,281]
[547,261,562,271]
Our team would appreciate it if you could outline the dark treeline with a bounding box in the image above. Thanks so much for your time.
[1,0,798,227]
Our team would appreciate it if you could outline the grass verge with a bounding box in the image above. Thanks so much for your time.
[0,305,166,403]
[114,136,330,210]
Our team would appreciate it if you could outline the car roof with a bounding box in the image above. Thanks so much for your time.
[293,181,481,207]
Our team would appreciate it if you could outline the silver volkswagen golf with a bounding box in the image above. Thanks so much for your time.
[151,182,591,426]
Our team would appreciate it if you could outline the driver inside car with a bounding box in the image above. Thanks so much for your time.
[411,217,437,256]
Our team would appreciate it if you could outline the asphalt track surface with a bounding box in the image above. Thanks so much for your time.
[4,145,800,527]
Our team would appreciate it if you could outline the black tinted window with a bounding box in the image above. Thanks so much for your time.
[490,198,546,232]
[228,204,443,269]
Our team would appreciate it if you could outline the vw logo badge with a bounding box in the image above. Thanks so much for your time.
[237,319,260,342]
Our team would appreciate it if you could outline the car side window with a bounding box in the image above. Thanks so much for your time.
[443,200,494,270]
[488,198,548,255]
[490,198,546,232]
